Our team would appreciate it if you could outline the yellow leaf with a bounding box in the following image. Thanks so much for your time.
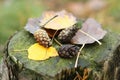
[28,43,58,60]
[40,10,77,30]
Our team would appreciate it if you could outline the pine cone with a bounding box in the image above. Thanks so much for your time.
[58,24,79,43]
[58,44,80,58]
[34,29,52,48]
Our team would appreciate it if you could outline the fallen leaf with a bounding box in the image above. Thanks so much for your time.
[24,18,40,34]
[71,18,107,44]
[39,10,77,30]
[28,43,58,60]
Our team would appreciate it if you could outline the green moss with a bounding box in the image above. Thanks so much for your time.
[8,30,120,78]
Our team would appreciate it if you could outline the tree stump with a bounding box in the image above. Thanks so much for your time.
[1,30,120,80]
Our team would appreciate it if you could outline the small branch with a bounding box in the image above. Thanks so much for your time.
[74,44,85,68]
[74,71,83,80]
[83,68,89,80]
[54,38,62,46]
[79,30,102,45]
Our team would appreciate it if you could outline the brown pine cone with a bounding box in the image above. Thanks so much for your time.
[58,44,80,58]
[34,29,52,48]
[58,24,79,43]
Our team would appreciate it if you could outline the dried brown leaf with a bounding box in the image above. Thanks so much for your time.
[71,18,107,44]
[39,10,77,30]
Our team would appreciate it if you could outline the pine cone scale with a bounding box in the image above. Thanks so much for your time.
[58,44,80,58]
[34,29,52,48]
[58,24,79,43]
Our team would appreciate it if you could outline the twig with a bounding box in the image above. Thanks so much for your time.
[82,69,89,80]
[75,44,85,68]
[74,71,83,80]
[79,30,102,45]
[54,38,62,46]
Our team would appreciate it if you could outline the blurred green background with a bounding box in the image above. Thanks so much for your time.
[0,0,120,60]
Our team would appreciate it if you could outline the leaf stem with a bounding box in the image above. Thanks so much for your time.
[74,44,85,68]
[42,15,58,27]
[12,49,28,52]
[51,30,58,44]
[54,38,62,46]
[79,30,102,45]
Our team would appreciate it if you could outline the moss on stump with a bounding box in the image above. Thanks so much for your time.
[2,30,120,80]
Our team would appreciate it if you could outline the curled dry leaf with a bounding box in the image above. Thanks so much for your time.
[24,10,77,38]
[24,18,40,34]
[39,10,77,30]
[28,43,58,60]
[71,18,107,44]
